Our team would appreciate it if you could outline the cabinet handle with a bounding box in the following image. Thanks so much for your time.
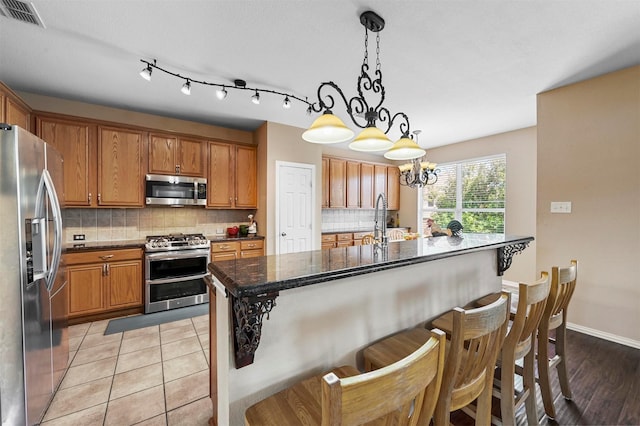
[235,197,238,201]
[175,165,180,174]
[102,263,107,276]
[105,264,110,276]
[99,255,114,260]
[229,197,232,203]
[88,193,92,203]
[98,193,102,203]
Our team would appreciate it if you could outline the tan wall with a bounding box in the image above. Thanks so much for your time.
[537,65,640,343]
[402,127,538,282]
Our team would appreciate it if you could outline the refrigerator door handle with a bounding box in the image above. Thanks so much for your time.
[32,173,49,282]
[42,169,63,292]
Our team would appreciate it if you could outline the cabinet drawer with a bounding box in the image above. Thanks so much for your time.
[322,234,337,243]
[353,232,372,240]
[336,233,353,242]
[240,240,263,250]
[65,248,142,265]
[211,241,240,253]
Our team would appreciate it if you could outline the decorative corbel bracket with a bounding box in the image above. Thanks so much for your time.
[497,242,530,276]
[232,292,278,368]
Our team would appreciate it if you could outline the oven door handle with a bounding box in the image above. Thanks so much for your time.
[145,251,210,262]
[146,274,209,286]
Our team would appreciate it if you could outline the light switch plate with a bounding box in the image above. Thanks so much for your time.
[550,201,572,213]
[216,228,224,234]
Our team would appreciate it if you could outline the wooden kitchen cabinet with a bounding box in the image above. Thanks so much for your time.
[321,158,330,208]
[148,133,205,177]
[65,248,143,321]
[240,239,264,258]
[208,142,257,209]
[346,161,360,208]
[360,163,374,209]
[211,241,240,261]
[0,82,32,132]
[387,166,400,210]
[98,126,145,207]
[329,158,347,208]
[321,234,337,250]
[374,164,387,201]
[321,233,354,249]
[37,116,97,206]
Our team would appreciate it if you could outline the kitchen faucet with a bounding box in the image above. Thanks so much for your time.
[373,193,388,248]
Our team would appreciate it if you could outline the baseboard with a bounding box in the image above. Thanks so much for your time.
[566,322,640,349]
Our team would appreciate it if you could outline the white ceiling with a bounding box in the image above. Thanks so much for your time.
[1,1,639,152]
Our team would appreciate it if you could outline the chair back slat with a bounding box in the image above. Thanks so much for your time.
[441,292,510,411]
[322,329,446,426]
[512,272,551,347]
[546,260,578,320]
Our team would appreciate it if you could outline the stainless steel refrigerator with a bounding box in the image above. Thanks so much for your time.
[0,125,68,425]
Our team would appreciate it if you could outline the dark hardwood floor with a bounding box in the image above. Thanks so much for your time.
[451,330,640,425]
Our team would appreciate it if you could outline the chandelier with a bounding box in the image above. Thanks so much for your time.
[302,11,426,161]
[398,131,439,187]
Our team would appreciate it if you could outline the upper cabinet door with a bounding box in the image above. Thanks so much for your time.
[177,138,205,177]
[37,117,96,207]
[208,142,234,208]
[5,97,31,132]
[148,133,177,175]
[235,145,257,208]
[329,158,346,208]
[346,161,360,208]
[98,126,145,207]
[321,158,330,208]
[374,164,387,199]
[360,163,374,209]
[387,166,400,210]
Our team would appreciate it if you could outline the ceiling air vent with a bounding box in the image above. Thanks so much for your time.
[0,0,45,27]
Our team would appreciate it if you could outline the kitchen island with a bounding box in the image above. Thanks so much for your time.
[205,233,532,425]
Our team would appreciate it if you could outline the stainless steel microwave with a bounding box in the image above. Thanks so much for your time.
[145,174,207,206]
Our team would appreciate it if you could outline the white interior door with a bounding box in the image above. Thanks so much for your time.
[276,161,314,254]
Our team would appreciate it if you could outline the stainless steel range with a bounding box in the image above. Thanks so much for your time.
[144,233,210,313]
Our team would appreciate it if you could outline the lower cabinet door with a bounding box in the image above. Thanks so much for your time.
[68,264,105,316]
[107,260,143,309]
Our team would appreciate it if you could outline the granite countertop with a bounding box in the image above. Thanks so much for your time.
[63,235,265,253]
[63,239,146,252]
[209,234,533,298]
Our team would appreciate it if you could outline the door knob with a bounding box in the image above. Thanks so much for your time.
[281,232,287,237]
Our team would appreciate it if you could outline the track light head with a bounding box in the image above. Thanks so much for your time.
[251,90,260,105]
[139,65,152,81]
[181,80,191,95]
[283,96,291,109]
[216,87,228,100]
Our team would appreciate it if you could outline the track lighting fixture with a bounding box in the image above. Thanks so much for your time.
[138,59,308,109]
[181,80,191,95]
[251,91,260,105]
[216,87,228,100]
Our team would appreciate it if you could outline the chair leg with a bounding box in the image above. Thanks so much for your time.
[433,386,452,426]
[555,322,572,400]
[523,350,539,425]
[537,327,556,420]
[500,353,517,426]
[476,370,494,425]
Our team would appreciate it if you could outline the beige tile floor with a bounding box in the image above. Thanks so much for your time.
[41,314,212,425]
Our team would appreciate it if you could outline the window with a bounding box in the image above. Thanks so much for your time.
[421,154,506,234]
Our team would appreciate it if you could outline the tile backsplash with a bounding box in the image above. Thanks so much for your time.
[63,208,253,242]
[321,209,398,232]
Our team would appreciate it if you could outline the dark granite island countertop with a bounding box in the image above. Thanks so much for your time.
[208,233,533,299]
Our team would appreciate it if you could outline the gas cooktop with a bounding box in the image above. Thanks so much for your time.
[145,233,210,252]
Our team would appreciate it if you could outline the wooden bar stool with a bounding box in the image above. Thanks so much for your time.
[245,329,446,426]
[474,273,551,425]
[537,260,578,420]
[363,291,511,425]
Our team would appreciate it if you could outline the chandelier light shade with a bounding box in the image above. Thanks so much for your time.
[302,111,355,144]
[181,80,191,95]
[303,11,421,159]
[349,126,393,152]
[216,87,228,100]
[384,134,426,160]
[139,65,152,81]
[398,130,438,187]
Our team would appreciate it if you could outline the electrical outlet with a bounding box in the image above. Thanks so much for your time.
[550,201,572,214]
[216,228,224,234]
[73,234,85,240]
